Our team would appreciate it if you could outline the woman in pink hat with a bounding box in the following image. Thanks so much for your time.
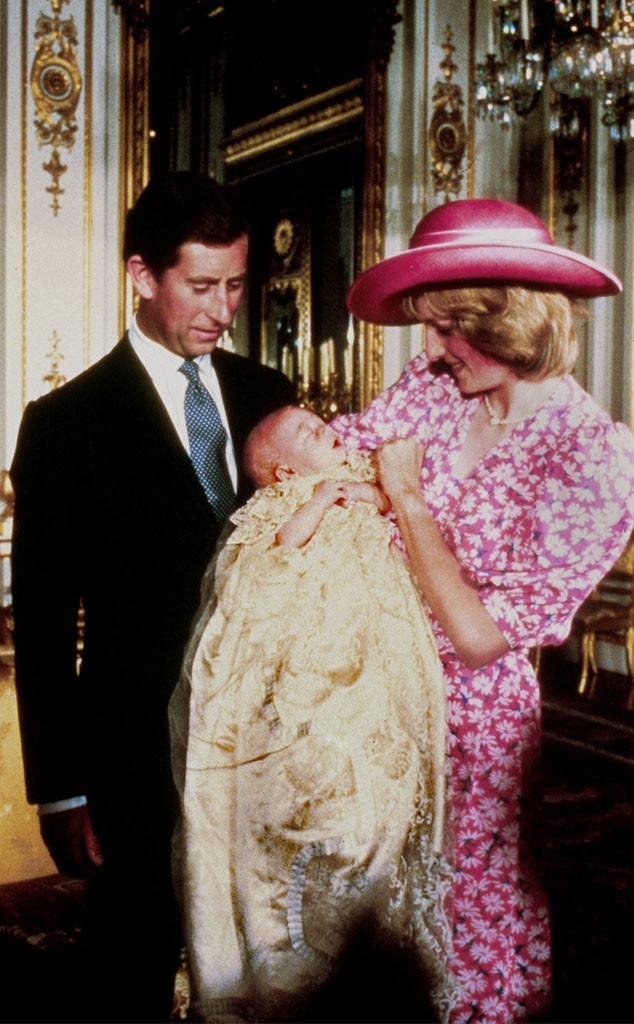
[333,198,634,1024]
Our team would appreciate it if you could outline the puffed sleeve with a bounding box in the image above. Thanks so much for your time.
[478,417,634,650]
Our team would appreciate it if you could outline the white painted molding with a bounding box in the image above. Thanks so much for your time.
[0,0,122,468]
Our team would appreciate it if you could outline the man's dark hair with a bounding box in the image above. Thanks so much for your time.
[123,171,248,276]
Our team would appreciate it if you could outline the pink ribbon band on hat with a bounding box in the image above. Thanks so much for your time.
[411,226,554,246]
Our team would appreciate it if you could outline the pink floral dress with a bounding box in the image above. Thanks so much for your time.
[332,352,634,1024]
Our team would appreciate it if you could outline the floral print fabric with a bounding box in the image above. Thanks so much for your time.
[332,353,634,1023]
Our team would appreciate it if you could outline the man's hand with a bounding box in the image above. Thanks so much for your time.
[39,804,104,878]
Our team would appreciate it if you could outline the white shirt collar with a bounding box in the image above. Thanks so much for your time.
[128,314,213,380]
[126,315,236,487]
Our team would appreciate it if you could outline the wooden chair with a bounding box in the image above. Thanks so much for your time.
[571,531,634,709]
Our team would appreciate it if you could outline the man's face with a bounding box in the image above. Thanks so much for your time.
[131,237,248,358]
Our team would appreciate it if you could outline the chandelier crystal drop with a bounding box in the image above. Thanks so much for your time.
[476,1,634,141]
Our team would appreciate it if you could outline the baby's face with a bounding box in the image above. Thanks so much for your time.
[275,408,346,475]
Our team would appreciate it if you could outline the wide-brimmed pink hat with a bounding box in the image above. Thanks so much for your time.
[347,198,622,325]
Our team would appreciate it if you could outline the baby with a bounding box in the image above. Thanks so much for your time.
[243,405,390,546]
[169,406,455,1024]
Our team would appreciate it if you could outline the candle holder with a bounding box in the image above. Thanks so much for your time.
[298,372,353,422]
[297,339,354,421]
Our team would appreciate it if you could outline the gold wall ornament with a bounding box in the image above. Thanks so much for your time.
[262,215,312,392]
[273,218,296,262]
[43,331,67,390]
[429,26,466,202]
[30,0,83,215]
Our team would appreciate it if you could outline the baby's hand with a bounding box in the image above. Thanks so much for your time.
[313,479,349,508]
[276,479,349,547]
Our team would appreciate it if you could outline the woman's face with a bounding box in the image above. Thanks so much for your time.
[411,295,513,395]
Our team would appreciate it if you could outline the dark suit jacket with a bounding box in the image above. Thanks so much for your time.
[10,337,295,822]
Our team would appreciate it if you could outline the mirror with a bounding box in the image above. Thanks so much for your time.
[124,0,400,413]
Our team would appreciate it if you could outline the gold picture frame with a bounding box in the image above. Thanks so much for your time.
[113,0,150,338]
[223,23,395,413]
[116,2,398,412]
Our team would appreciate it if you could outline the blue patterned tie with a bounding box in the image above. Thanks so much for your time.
[179,360,236,520]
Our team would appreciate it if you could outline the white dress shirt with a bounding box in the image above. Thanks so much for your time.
[128,314,238,489]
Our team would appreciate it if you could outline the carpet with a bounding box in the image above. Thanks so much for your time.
[0,875,190,1023]
[0,652,631,1023]
[538,648,634,1024]
[0,875,87,1022]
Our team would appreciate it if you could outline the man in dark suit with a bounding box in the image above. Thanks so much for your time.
[10,172,296,1022]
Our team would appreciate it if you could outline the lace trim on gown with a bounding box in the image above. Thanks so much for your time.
[170,454,459,1023]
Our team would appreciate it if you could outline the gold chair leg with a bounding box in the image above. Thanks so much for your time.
[531,646,542,678]
[578,631,597,696]
[625,626,634,711]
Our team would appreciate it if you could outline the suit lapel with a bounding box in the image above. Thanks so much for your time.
[211,349,243,437]
[100,338,208,506]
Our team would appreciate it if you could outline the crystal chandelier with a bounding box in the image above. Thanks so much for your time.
[475,1,634,141]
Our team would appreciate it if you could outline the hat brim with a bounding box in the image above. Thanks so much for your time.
[347,242,623,325]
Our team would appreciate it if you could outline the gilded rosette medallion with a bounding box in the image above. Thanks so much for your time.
[30,1,83,213]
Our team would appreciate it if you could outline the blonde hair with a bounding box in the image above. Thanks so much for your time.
[412,285,586,379]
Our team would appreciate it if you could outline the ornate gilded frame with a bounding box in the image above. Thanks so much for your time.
[114,2,395,409]
[359,22,391,408]
[224,44,393,410]
[112,0,150,336]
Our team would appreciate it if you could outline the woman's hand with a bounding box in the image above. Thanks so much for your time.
[375,438,425,505]
[374,437,510,669]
